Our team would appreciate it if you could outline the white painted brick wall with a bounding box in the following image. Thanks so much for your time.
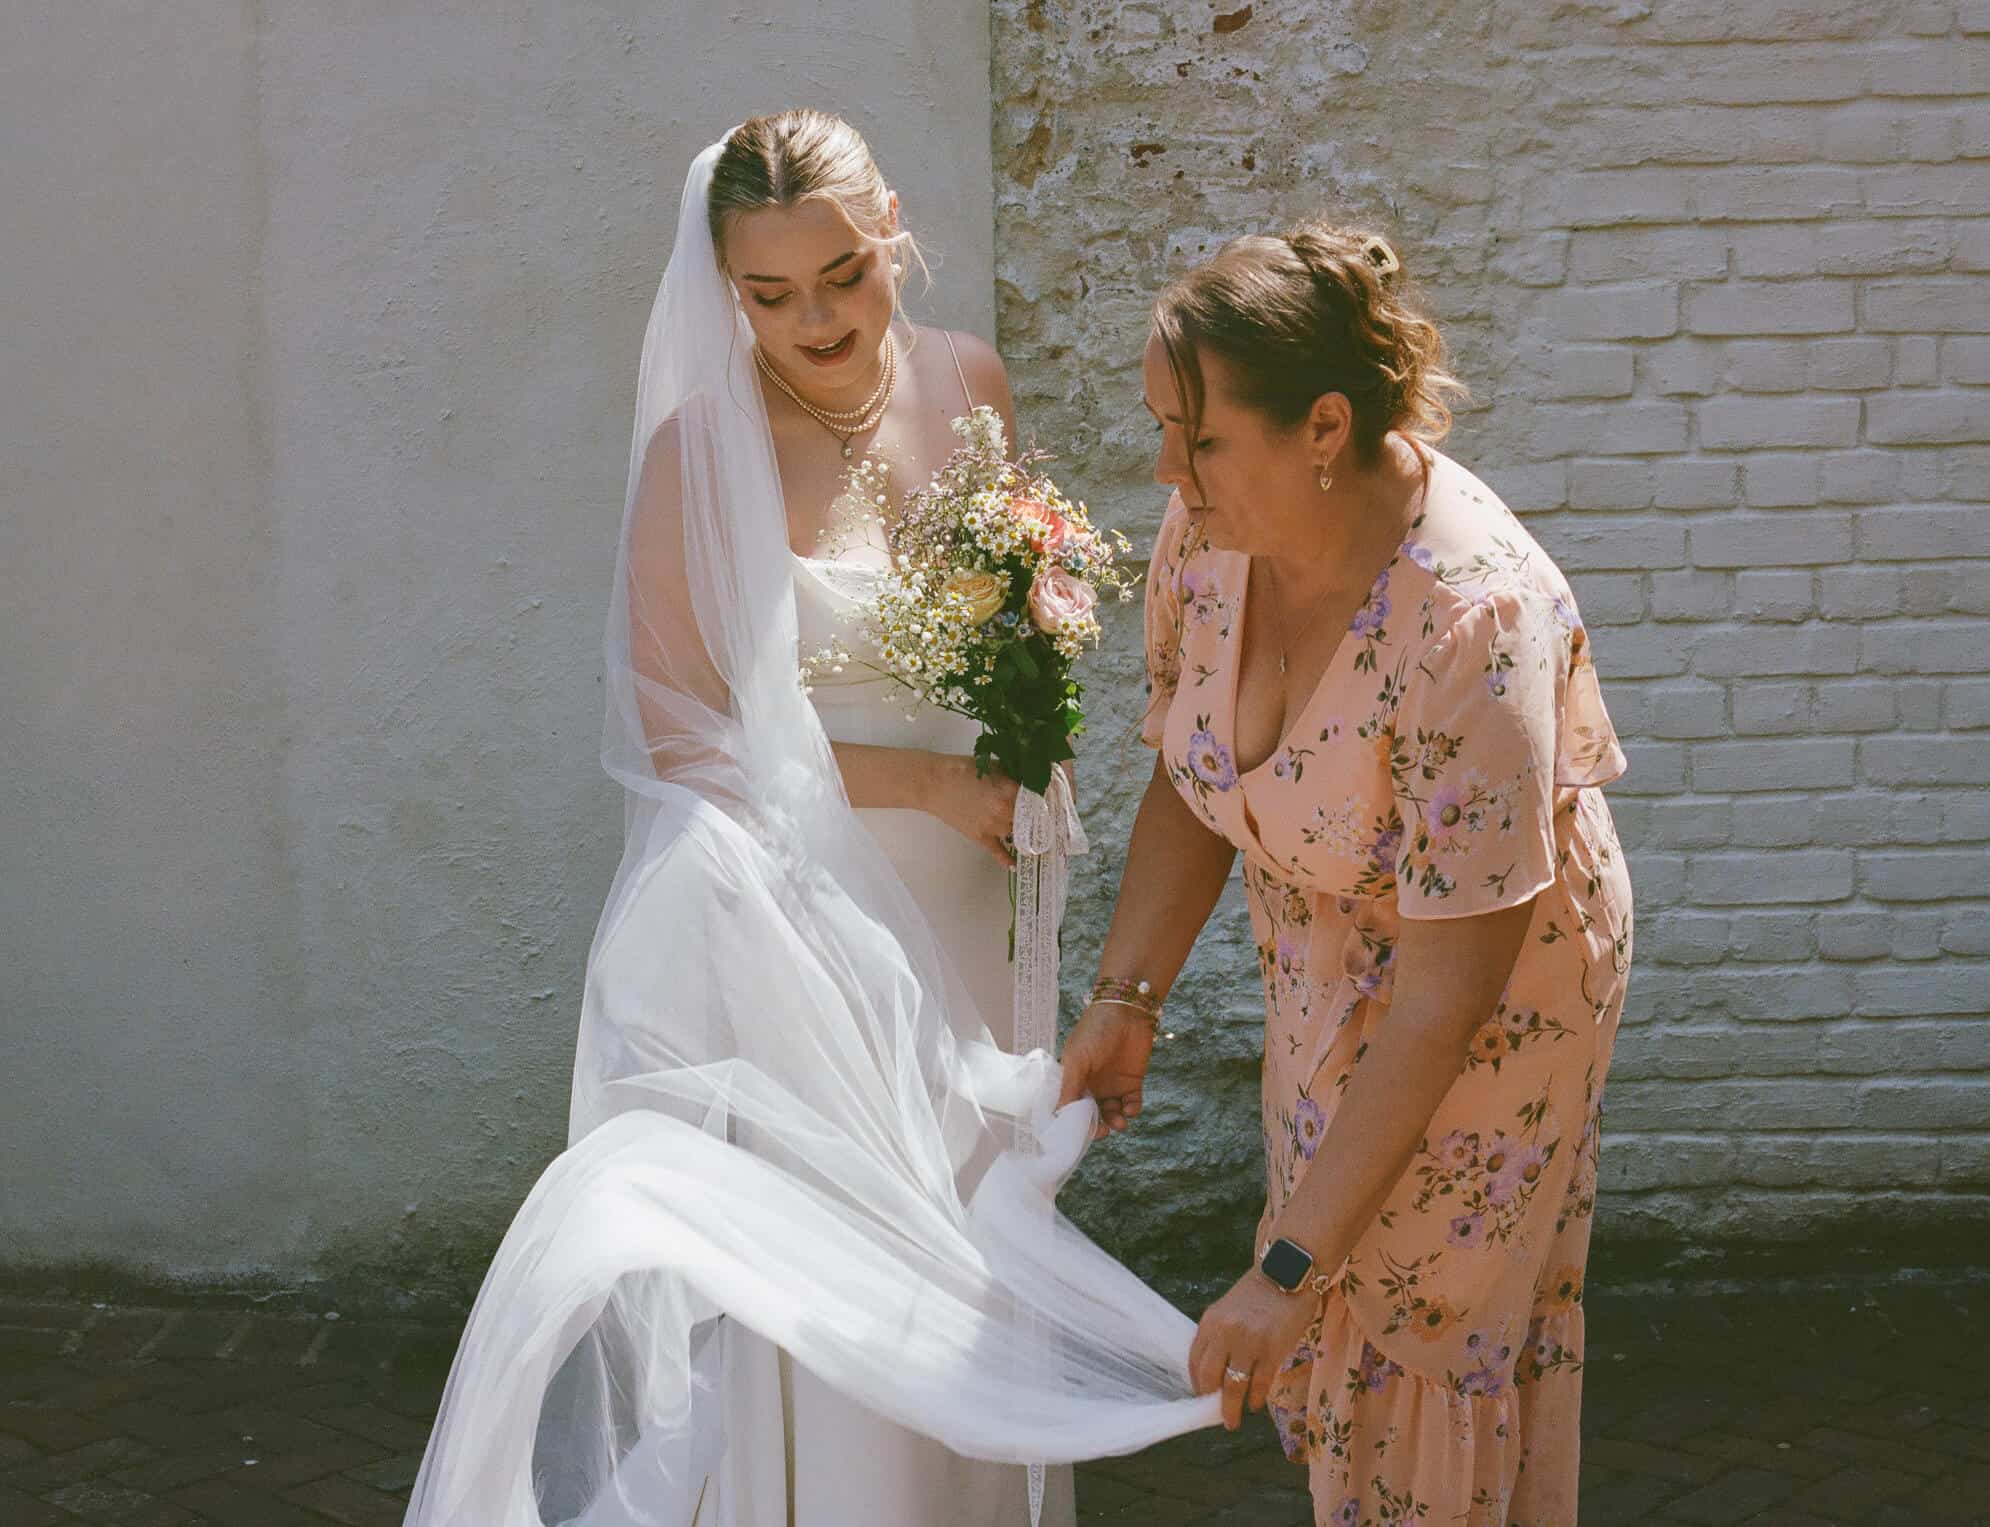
[994,0,1989,1266]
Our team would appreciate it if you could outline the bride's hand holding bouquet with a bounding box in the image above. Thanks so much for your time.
[807,405,1133,797]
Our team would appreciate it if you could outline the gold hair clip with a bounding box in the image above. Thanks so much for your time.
[1361,235,1400,277]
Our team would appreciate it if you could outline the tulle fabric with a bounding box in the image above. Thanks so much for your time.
[401,140,1217,1527]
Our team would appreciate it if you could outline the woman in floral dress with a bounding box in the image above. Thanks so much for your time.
[1059,221,1633,1524]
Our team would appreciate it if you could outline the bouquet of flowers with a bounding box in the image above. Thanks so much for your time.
[807,405,1134,793]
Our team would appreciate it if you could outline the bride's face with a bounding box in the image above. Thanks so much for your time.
[723,196,899,388]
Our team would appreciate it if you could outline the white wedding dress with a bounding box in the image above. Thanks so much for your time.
[698,452,1075,1527]
[401,142,1217,1527]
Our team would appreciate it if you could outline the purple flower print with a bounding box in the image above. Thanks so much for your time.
[1552,592,1584,631]
[1437,1129,1476,1169]
[1273,1400,1309,1460]
[1275,931,1306,979]
[1426,781,1470,854]
[1293,1094,1327,1160]
[1370,824,1403,873]
[1491,1141,1550,1205]
[1180,566,1206,599]
[1428,782,1468,823]
[1459,1365,1507,1398]
[1514,1139,1550,1183]
[1357,1341,1403,1392]
[1485,666,1509,700]
[1186,729,1238,790]
[1349,569,1392,637]
[1448,1213,1487,1250]
[1482,1132,1518,1202]
[1333,1497,1359,1527]
[1405,541,1437,571]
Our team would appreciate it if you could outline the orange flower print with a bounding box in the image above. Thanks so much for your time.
[1371,725,1395,773]
[1411,1296,1460,1342]
[1547,1264,1584,1312]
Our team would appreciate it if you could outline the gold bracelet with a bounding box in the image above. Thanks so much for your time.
[1087,997,1160,1024]
[1088,976,1163,1020]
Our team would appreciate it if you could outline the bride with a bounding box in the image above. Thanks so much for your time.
[401,113,1215,1527]
[651,109,1065,1526]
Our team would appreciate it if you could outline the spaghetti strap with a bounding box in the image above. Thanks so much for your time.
[942,330,974,411]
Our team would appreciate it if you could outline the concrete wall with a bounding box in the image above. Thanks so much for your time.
[0,1,994,1291]
[998,0,1990,1288]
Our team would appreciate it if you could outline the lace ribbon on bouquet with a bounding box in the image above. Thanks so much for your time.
[1009,767,1089,1526]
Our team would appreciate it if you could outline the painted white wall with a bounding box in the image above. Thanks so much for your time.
[0,0,994,1288]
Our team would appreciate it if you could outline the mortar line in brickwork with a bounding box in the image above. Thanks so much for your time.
[133,1309,184,1361]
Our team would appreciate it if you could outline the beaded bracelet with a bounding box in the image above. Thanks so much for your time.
[1087,975,1163,1022]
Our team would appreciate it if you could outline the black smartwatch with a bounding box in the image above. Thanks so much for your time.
[1258,1236,1321,1295]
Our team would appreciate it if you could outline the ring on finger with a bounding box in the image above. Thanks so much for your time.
[1222,1364,1251,1386]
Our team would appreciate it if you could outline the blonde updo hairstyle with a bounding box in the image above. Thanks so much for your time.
[1151,217,1464,485]
[707,109,929,317]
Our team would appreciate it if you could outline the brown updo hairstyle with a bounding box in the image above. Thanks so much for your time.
[706,109,929,301]
[1151,217,1465,484]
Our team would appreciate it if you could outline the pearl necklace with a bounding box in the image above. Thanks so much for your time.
[754,333,897,459]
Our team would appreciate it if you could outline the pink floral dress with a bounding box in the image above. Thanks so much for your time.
[1142,452,1634,1526]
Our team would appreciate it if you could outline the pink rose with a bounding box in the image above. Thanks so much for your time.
[1027,566,1096,632]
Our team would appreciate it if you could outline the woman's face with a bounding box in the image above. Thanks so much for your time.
[1142,331,1337,555]
[722,196,898,388]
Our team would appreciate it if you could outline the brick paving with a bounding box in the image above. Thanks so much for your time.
[2,1274,1985,1525]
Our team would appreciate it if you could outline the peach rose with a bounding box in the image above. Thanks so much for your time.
[1027,566,1096,632]
[1009,496,1071,555]
[943,570,1008,626]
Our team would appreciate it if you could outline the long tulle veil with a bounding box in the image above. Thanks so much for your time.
[401,137,1217,1527]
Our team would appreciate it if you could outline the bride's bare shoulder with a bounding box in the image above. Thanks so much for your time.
[645,412,685,458]
[910,324,1017,435]
[922,325,1008,388]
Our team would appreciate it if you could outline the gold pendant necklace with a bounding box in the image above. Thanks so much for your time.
[1263,559,1336,676]
[755,334,897,458]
